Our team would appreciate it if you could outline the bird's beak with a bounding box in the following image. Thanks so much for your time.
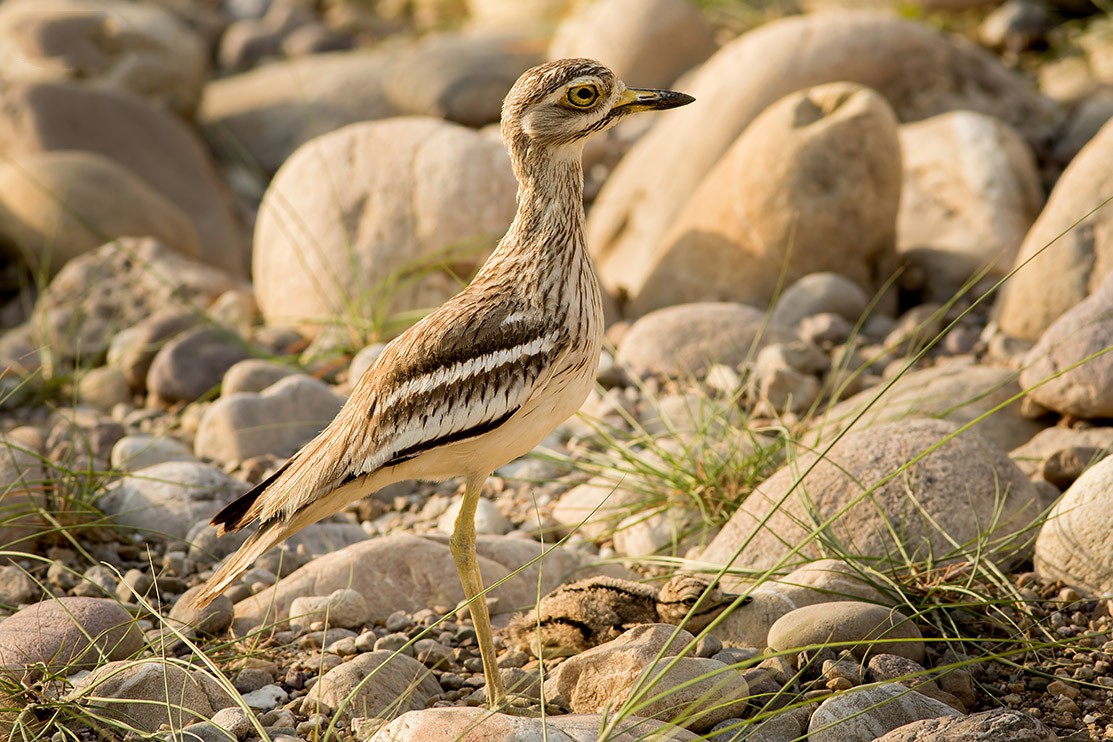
[614,87,695,113]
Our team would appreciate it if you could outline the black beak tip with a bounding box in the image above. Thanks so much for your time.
[662,91,696,110]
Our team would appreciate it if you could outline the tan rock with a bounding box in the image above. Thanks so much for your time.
[546,624,710,716]
[0,0,208,116]
[996,115,1113,339]
[384,31,543,127]
[467,0,574,31]
[701,419,1042,574]
[1019,273,1113,419]
[626,83,901,317]
[0,151,200,275]
[0,598,143,682]
[898,111,1043,301]
[253,117,517,338]
[0,82,247,275]
[807,359,1046,454]
[66,660,234,732]
[199,49,401,174]
[589,11,1061,303]
[1010,426,1113,478]
[1034,456,1113,594]
[548,0,715,89]
[767,602,924,662]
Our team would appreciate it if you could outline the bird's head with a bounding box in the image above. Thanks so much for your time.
[501,58,694,159]
[656,575,751,630]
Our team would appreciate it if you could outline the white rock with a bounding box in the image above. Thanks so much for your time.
[110,434,195,472]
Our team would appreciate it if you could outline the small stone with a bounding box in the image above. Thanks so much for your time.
[437,497,512,536]
[374,633,414,655]
[211,706,253,737]
[110,434,195,472]
[147,327,251,404]
[241,683,288,711]
[77,367,131,411]
[288,588,369,630]
[0,566,37,606]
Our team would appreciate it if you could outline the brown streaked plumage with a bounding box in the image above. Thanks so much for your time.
[191,58,694,708]
[505,575,750,659]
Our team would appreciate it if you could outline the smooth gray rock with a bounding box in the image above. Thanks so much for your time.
[146,327,252,404]
[767,602,924,662]
[808,683,961,741]
[99,461,248,540]
[305,651,441,722]
[194,374,345,464]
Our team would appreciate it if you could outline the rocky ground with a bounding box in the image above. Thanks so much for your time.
[1,0,1113,740]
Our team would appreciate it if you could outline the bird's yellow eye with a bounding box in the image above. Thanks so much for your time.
[566,84,600,108]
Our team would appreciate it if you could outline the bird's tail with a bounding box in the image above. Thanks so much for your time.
[190,517,286,609]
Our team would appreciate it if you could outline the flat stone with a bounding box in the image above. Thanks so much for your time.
[110,434,196,472]
[221,359,301,395]
[615,302,794,380]
[436,497,512,536]
[231,533,629,635]
[368,708,699,741]
[194,374,346,464]
[767,602,925,662]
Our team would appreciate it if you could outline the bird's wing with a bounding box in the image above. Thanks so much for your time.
[227,294,563,528]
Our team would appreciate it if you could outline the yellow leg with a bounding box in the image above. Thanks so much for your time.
[450,473,505,709]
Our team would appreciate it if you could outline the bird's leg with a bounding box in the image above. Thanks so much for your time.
[450,472,505,709]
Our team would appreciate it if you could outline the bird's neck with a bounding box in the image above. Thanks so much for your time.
[474,145,592,286]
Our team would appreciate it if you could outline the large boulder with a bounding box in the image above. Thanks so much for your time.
[199,49,400,175]
[252,117,517,338]
[807,360,1046,454]
[588,12,1061,300]
[701,419,1043,573]
[996,116,1113,338]
[0,151,200,274]
[625,83,901,317]
[897,111,1043,301]
[0,82,246,275]
[0,0,208,116]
